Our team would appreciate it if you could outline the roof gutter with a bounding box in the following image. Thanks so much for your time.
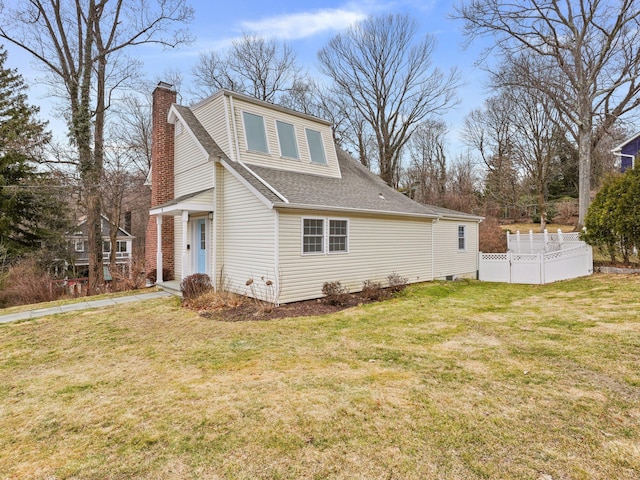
[273,202,440,220]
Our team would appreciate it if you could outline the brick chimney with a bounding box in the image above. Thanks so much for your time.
[145,82,177,280]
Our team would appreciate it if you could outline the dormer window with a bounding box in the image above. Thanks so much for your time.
[276,120,299,159]
[305,128,327,165]
[243,111,269,154]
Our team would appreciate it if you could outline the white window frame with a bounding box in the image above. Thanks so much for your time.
[301,217,349,256]
[275,119,299,160]
[305,128,327,165]
[458,225,466,251]
[116,240,128,253]
[242,111,269,154]
[103,240,111,253]
[328,218,349,254]
[74,239,84,252]
[301,217,325,255]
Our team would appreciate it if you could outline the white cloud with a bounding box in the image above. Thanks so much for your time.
[241,8,368,39]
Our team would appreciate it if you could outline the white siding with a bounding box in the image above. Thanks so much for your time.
[174,126,214,197]
[278,211,433,303]
[191,94,231,156]
[432,220,479,279]
[229,97,341,178]
[220,169,276,298]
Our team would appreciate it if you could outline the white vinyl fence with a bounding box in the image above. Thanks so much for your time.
[479,229,593,284]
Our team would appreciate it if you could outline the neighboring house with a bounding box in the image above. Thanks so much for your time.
[612,131,640,172]
[146,83,483,303]
[68,215,135,277]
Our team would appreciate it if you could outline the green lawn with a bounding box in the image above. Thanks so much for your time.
[1,274,639,479]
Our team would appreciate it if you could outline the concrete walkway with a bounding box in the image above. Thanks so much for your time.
[0,290,175,325]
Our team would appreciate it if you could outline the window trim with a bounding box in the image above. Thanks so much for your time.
[74,239,84,252]
[328,218,349,254]
[242,110,269,154]
[305,128,327,165]
[301,217,325,255]
[116,240,128,253]
[301,217,349,256]
[103,240,111,253]
[275,119,300,160]
[458,225,466,251]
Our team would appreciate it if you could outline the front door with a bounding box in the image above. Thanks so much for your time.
[195,218,207,274]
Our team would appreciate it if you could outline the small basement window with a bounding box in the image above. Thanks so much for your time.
[243,111,269,153]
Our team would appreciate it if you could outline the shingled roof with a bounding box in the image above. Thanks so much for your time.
[171,102,482,221]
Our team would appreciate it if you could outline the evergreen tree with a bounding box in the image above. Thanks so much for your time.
[583,166,640,264]
[0,47,69,258]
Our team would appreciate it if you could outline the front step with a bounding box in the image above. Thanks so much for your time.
[156,280,182,297]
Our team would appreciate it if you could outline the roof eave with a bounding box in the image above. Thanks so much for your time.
[273,202,440,219]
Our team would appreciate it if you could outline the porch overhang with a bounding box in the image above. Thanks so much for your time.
[149,188,215,216]
[149,203,211,216]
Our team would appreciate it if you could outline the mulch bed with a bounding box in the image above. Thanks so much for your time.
[197,292,378,322]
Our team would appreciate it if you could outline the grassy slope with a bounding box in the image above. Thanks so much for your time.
[1,275,639,479]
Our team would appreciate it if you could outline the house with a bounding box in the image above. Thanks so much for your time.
[612,131,640,172]
[67,215,135,278]
[146,83,483,303]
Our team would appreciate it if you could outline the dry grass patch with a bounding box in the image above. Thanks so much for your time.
[1,275,639,479]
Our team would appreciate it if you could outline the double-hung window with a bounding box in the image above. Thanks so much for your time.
[329,220,348,253]
[74,239,84,252]
[116,241,127,253]
[305,128,327,164]
[302,218,348,255]
[103,240,111,253]
[458,225,466,251]
[243,111,269,153]
[276,120,299,159]
[303,219,324,254]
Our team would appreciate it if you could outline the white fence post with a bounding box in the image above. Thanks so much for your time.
[558,229,564,249]
[506,231,511,251]
[516,230,521,254]
[529,230,534,253]
[544,229,549,252]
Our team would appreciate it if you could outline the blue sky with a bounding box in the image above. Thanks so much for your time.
[3,0,489,156]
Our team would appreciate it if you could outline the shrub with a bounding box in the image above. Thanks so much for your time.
[180,273,213,300]
[321,281,350,306]
[182,290,244,311]
[0,257,59,307]
[479,216,508,253]
[146,267,174,284]
[387,272,408,294]
[245,273,280,312]
[583,168,640,264]
[361,279,389,301]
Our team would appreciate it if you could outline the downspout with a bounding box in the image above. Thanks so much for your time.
[212,165,218,291]
[274,210,280,305]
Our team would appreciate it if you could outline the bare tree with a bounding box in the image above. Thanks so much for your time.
[0,0,193,293]
[404,120,449,206]
[454,0,640,226]
[192,33,303,103]
[318,14,460,187]
[462,97,521,217]
[506,85,563,229]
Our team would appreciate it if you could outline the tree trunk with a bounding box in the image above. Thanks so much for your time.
[577,123,592,229]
